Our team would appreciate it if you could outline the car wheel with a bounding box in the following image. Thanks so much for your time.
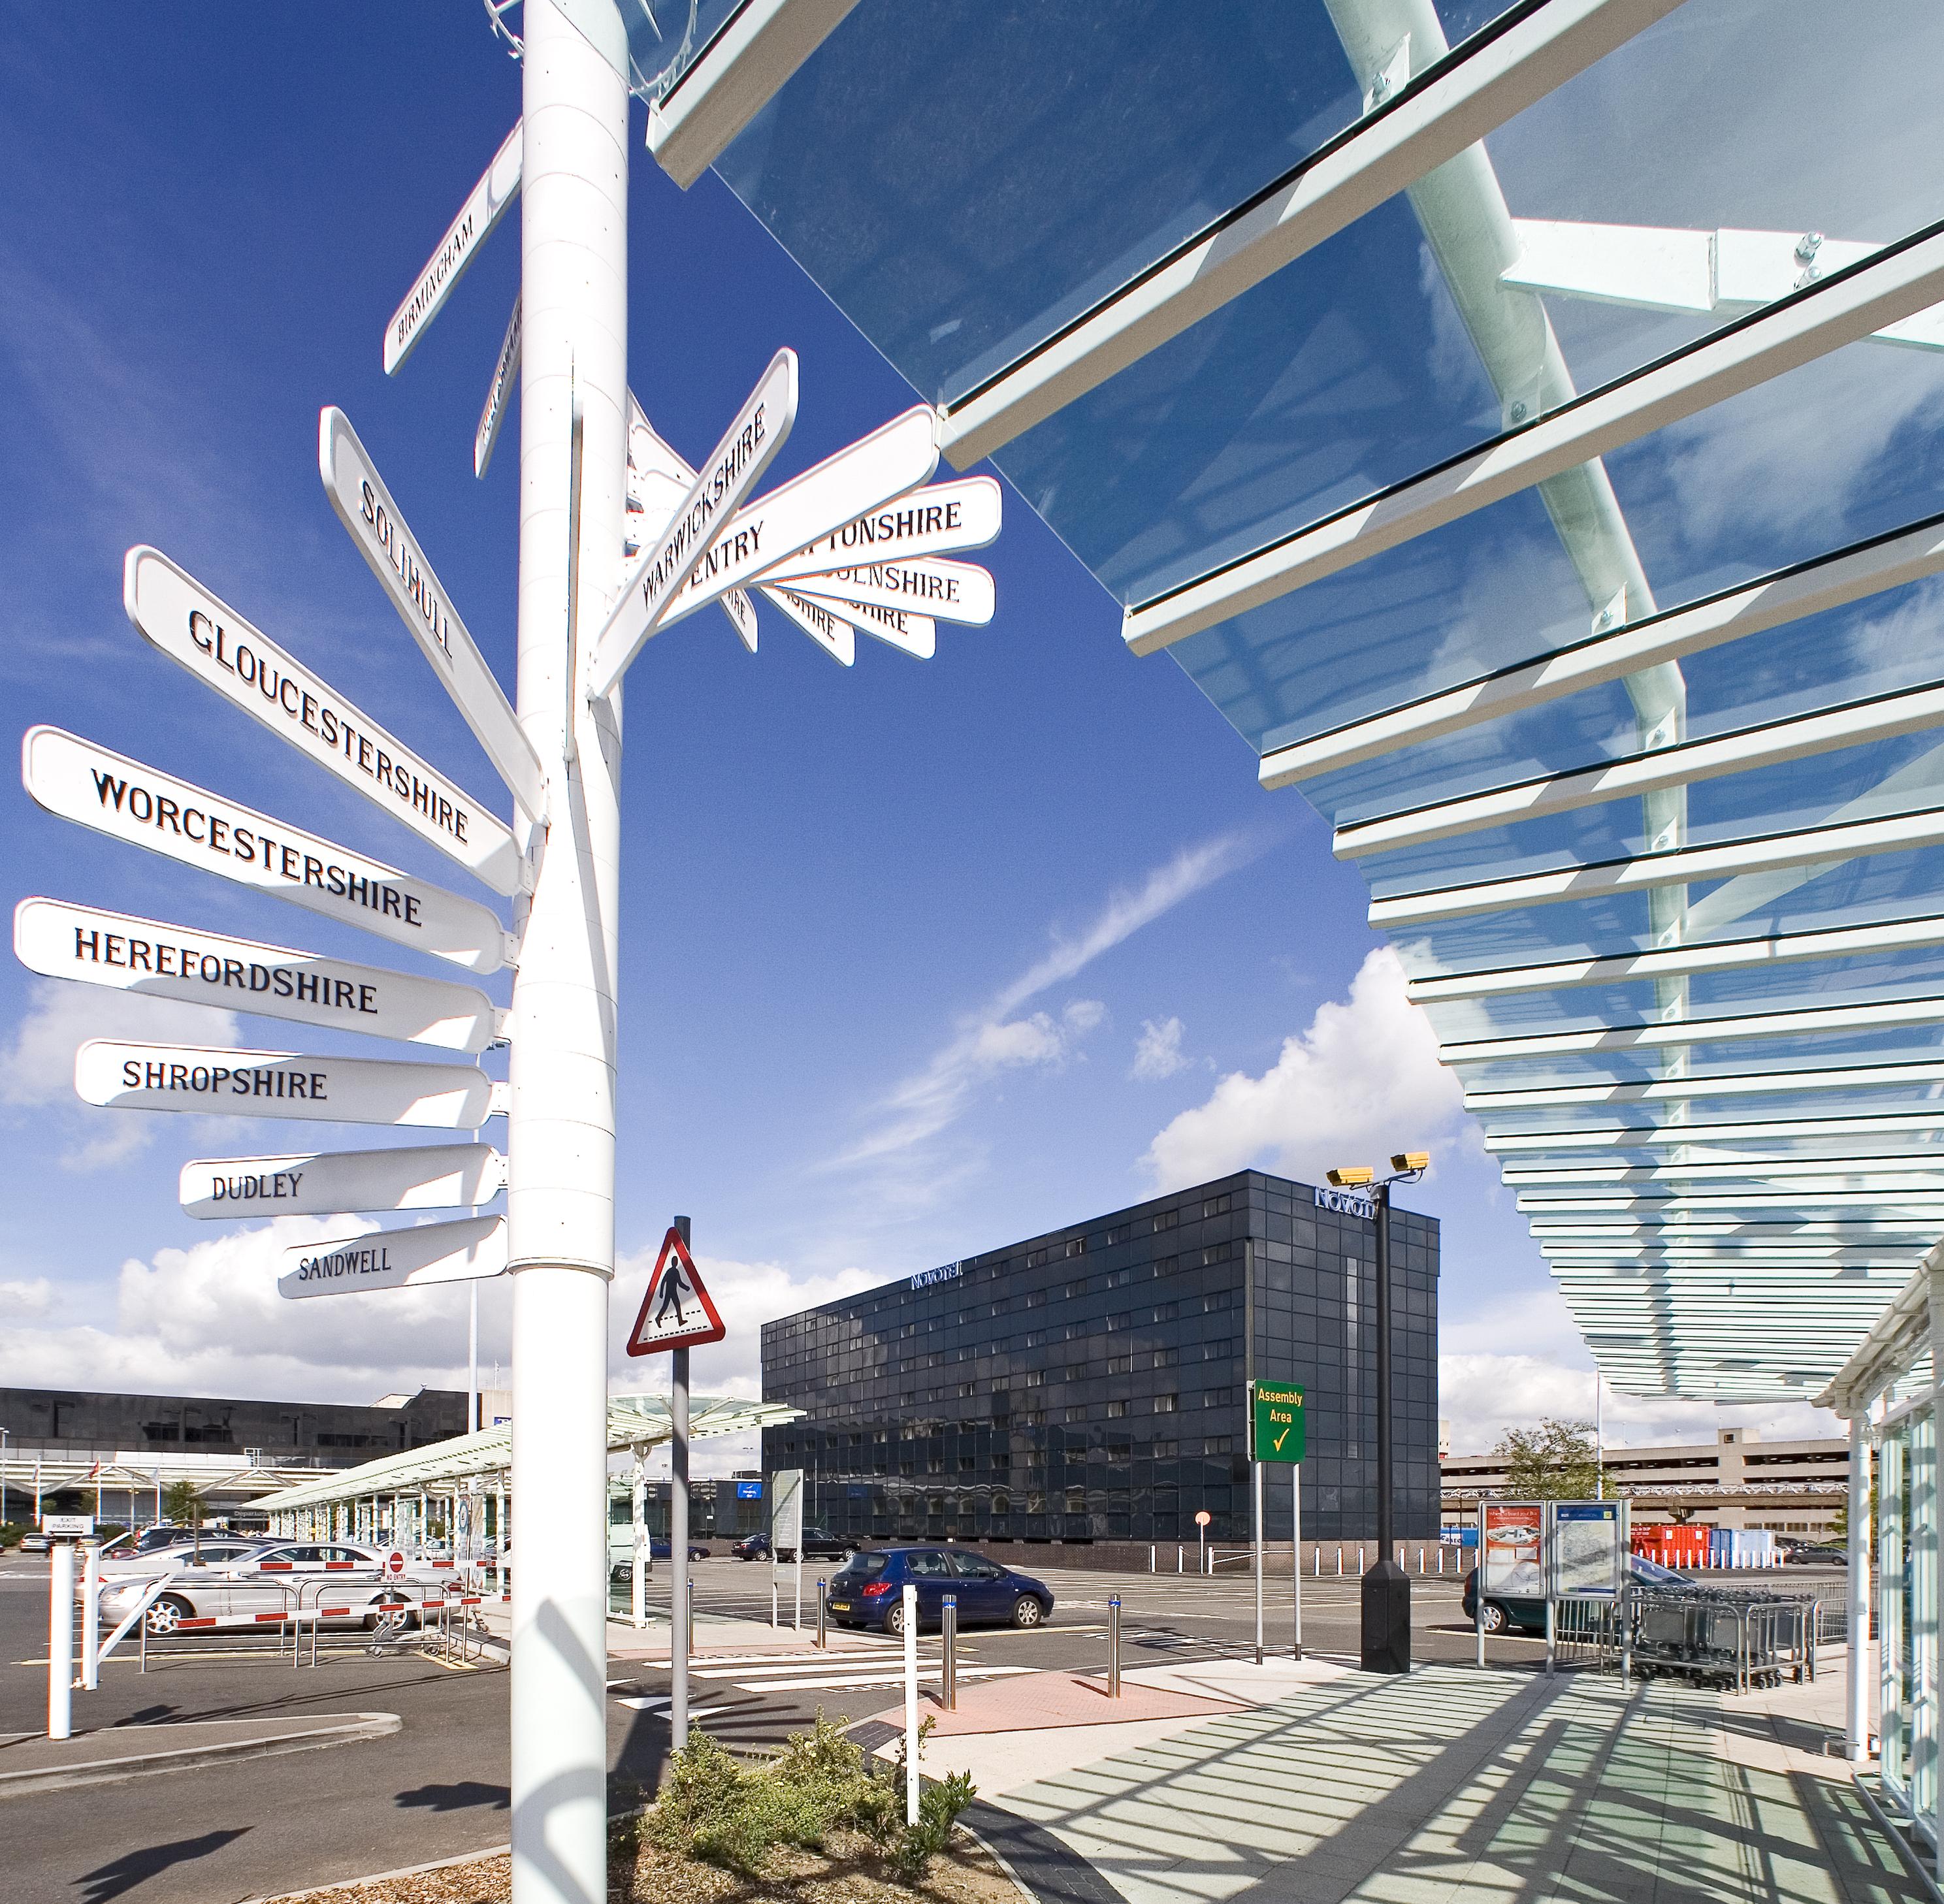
[884,1601,907,1636]
[1480,1600,1508,1635]
[1012,1594,1046,1630]
[144,1595,192,1637]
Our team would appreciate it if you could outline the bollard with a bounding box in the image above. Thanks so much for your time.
[687,1577,696,1655]
[817,1577,828,1651]
[1149,1545,1156,1574]
[902,1585,920,1826]
[942,1594,958,1710]
[48,1541,75,1740]
[1108,1594,1122,1698]
[81,1541,101,1691]
[1177,1545,1184,1575]
[1336,1547,1343,1576]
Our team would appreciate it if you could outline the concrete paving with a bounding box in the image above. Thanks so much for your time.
[994,1660,1921,1904]
[0,1710,398,1796]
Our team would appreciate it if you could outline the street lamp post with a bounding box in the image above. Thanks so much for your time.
[1328,1152,1428,1675]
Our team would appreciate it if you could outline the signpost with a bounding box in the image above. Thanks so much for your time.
[16,898,500,1052]
[624,1221,723,1752]
[321,407,547,819]
[180,1142,505,1219]
[74,1040,500,1129]
[123,547,525,896]
[22,727,511,974]
[794,555,996,625]
[476,295,522,478]
[755,474,1002,580]
[385,120,523,375]
[1248,1380,1305,1662]
[278,1214,508,1299]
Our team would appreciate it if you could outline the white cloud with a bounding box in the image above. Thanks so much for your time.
[832,831,1261,1176]
[1438,1290,1841,1456]
[1141,946,1464,1189]
[0,1278,54,1321]
[1,980,241,1169]
[1130,1016,1189,1081]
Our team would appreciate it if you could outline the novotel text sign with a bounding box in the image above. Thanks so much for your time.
[909,1261,962,1291]
[22,728,510,975]
[280,1214,507,1299]
[1315,1186,1376,1219]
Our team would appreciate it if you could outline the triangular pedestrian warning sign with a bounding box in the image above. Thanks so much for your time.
[626,1227,726,1357]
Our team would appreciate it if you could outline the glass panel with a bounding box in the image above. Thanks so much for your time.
[620,0,747,101]
[1883,1419,1911,1804]
[715,0,1523,406]
[1917,1405,1939,1836]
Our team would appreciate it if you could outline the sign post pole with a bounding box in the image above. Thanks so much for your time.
[48,1538,74,1741]
[506,8,627,1904]
[1293,1464,1303,1659]
[671,1216,692,1750]
[1252,1459,1263,1666]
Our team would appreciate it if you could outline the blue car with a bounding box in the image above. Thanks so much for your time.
[824,1545,1054,1634]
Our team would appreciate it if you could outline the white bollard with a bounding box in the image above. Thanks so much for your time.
[82,1541,100,1691]
[49,1542,74,1740]
[903,1584,920,1826]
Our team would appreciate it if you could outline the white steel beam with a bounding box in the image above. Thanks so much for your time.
[1521,1194,1944,1216]
[1336,677,1944,857]
[647,0,864,189]
[1486,1110,1944,1152]
[1465,1057,1944,1110]
[1125,222,1944,656]
[1504,1155,1944,1186]
[935,0,1685,469]
[1407,908,1944,1002]
[1372,796,1944,928]
[1261,511,1944,786]
[1438,994,1944,1064]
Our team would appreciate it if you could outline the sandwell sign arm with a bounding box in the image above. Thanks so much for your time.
[321,408,547,822]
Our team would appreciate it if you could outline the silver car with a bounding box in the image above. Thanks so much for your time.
[97,1536,270,1584]
[103,1540,446,1636]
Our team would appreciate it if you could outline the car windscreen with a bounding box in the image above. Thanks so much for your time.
[839,1551,889,1578]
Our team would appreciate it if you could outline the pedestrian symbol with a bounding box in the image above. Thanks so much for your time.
[626,1225,725,1356]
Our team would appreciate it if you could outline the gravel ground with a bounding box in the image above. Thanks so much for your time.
[270,1829,1022,1904]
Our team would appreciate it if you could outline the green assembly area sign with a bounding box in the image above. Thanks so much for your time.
[1249,1380,1306,1463]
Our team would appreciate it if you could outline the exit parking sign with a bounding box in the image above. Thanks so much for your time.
[1249,1381,1305,1463]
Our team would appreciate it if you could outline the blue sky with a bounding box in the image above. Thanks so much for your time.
[0,7,1832,1462]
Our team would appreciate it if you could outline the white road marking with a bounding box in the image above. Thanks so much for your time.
[725,1664,1035,1694]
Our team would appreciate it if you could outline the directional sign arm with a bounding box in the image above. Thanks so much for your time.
[753,474,1002,583]
[385,121,523,375]
[628,388,760,651]
[321,409,547,820]
[649,406,942,637]
[760,587,855,666]
[586,350,798,699]
[790,554,994,626]
[475,294,522,478]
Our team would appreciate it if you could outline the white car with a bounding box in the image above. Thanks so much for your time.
[103,1540,452,1636]
[97,1536,270,1583]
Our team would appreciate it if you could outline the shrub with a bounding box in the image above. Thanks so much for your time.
[645,1713,976,1877]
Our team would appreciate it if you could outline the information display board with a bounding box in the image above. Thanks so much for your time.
[1480,1502,1545,1598]
[771,1468,803,1551]
[1553,1500,1626,1598]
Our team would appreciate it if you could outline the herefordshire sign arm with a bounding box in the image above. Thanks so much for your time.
[385,121,523,376]
[22,726,511,975]
[181,1142,506,1220]
[321,407,547,819]
[14,897,500,1052]
[123,547,525,896]
[75,1040,502,1129]
[280,1214,508,1299]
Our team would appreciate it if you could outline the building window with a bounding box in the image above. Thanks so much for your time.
[993,1493,1011,1515]
[1024,1370,1043,1387]
[1153,1209,1178,1233]
[1154,1440,1178,1458]
[1152,1257,1176,1278]
[1155,1394,1179,1413]
[1203,1194,1232,1218]
[1026,1248,1051,1268]
[1065,1487,1086,1513]
[1028,1492,1046,1514]
[1025,1289,1046,1308]
[1107,1400,1127,1419]
[1066,1238,1087,1258]
[1203,1436,1232,1455]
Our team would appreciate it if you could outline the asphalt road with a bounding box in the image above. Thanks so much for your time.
[0,1553,1850,1903]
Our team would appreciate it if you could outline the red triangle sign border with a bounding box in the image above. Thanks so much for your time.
[626,1225,726,1357]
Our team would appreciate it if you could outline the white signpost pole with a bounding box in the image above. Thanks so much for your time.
[508,10,625,1903]
[670,1216,692,1749]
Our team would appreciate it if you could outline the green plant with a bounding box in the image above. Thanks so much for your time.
[0,1522,27,1550]
[892,1770,977,1879]
[163,1480,201,1525]
[1495,1419,1601,1501]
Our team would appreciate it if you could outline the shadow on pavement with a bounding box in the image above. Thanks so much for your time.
[77,1830,251,1904]
[396,1779,510,1813]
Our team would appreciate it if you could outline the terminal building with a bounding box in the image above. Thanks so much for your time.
[760,1170,1439,1547]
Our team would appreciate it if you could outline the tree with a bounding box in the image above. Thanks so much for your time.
[163,1479,201,1526]
[1495,1419,1601,1500]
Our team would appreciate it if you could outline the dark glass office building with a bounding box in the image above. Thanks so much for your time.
[760,1170,1438,1545]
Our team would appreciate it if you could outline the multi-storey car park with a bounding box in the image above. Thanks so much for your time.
[761,1169,1439,1549]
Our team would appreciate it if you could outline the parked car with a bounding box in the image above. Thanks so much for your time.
[604,1534,710,1579]
[97,1536,270,1582]
[102,1540,446,1637]
[1463,1551,1691,1635]
[760,1526,852,1564]
[16,1530,53,1555]
[1783,1544,1849,1566]
[732,1534,770,1561]
[825,1545,1053,1635]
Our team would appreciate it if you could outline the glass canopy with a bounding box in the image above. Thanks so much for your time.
[695,0,1944,1403]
